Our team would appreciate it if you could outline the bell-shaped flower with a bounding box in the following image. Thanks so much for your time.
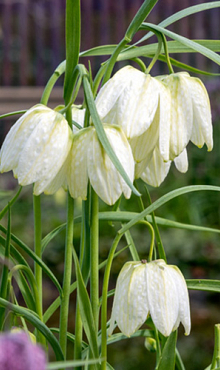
[95,65,170,162]
[67,124,134,205]
[157,72,213,161]
[136,146,188,187]
[109,259,191,338]
[0,104,73,195]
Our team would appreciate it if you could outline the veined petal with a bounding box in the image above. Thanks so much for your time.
[140,146,171,187]
[71,105,85,130]
[96,66,161,139]
[183,76,213,151]
[159,73,193,160]
[87,125,134,205]
[109,262,149,337]
[146,259,179,337]
[15,112,72,186]
[67,128,93,200]
[168,266,191,335]
[96,66,141,121]
[174,148,188,173]
[129,104,160,163]
[34,153,69,195]
[0,104,49,172]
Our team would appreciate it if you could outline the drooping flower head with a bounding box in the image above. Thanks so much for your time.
[157,72,213,161]
[0,104,73,195]
[0,330,46,370]
[95,65,170,164]
[109,259,191,337]
[67,124,134,205]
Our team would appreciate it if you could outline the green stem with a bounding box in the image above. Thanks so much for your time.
[74,199,90,367]
[145,32,163,74]
[90,188,99,333]
[139,220,155,261]
[40,61,66,105]
[101,234,122,370]
[211,324,220,369]
[0,207,11,329]
[33,194,45,345]
[161,33,174,74]
[144,186,167,262]
[59,193,74,358]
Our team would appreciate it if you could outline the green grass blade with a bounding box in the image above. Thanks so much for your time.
[41,223,66,253]
[187,279,220,293]
[142,23,220,65]
[119,185,220,234]
[72,248,99,362]
[157,331,177,370]
[136,2,220,44]
[0,224,62,295]
[0,298,64,360]
[0,187,22,221]
[47,358,102,370]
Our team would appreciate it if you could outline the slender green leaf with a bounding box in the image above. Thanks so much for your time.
[63,0,80,103]
[47,358,102,370]
[126,0,159,39]
[107,329,154,345]
[157,331,177,370]
[0,187,22,221]
[0,111,26,120]
[0,237,35,311]
[187,279,220,293]
[119,185,220,234]
[0,224,62,295]
[176,348,186,370]
[50,327,88,349]
[136,2,220,44]
[99,211,220,233]
[72,248,99,362]
[83,76,140,197]
[0,298,64,360]
[41,223,66,253]
[141,23,220,65]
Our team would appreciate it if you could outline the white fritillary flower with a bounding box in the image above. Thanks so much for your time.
[157,72,213,161]
[95,65,170,162]
[67,124,134,205]
[109,259,191,338]
[0,104,73,195]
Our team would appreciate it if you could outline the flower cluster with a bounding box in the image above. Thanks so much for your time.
[0,66,212,204]
[0,330,46,370]
[109,259,191,338]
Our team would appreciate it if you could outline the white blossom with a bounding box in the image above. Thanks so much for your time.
[67,124,135,205]
[109,259,191,338]
[157,72,213,161]
[0,104,73,195]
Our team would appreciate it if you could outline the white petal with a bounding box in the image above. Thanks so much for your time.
[129,104,160,163]
[160,73,193,160]
[96,66,140,121]
[146,260,179,337]
[15,112,72,186]
[96,66,162,139]
[109,262,149,337]
[34,154,69,195]
[67,128,92,200]
[168,266,191,335]
[183,76,213,151]
[87,125,134,205]
[140,146,171,187]
[0,105,49,172]
[174,148,188,173]
[71,105,85,130]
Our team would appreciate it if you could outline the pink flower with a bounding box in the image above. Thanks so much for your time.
[0,331,46,370]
